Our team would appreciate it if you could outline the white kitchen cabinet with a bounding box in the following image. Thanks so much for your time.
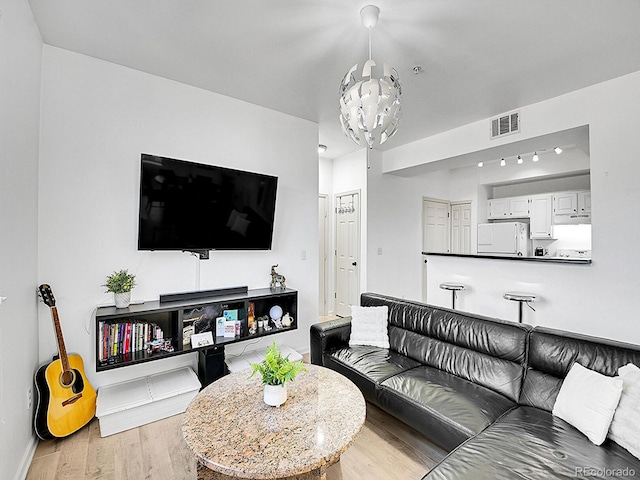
[578,191,591,214]
[530,194,554,239]
[509,196,530,218]
[553,190,591,224]
[553,192,578,215]
[488,198,509,219]
[488,196,530,219]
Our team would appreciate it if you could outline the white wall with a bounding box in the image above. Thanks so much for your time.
[38,46,319,389]
[319,156,334,314]
[367,157,451,300]
[0,1,42,478]
[319,156,333,196]
[447,167,482,254]
[376,70,640,344]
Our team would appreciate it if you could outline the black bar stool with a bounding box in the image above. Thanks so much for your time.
[503,292,536,323]
[439,283,466,310]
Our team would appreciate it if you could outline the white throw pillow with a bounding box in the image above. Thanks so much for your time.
[552,362,623,445]
[349,305,390,349]
[609,363,640,459]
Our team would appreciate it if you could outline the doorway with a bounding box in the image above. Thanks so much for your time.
[334,190,360,317]
[450,201,472,254]
[422,198,450,303]
[422,198,450,253]
[421,198,472,301]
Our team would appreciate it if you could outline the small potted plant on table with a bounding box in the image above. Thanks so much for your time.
[251,341,306,407]
[103,269,136,309]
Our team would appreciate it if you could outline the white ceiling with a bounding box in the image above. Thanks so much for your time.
[27,0,640,160]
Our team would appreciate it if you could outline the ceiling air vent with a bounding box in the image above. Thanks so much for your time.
[490,111,520,139]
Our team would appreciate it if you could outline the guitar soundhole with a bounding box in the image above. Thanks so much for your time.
[59,369,84,393]
[60,370,76,388]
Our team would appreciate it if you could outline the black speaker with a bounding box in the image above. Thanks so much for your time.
[198,347,227,387]
[160,286,248,303]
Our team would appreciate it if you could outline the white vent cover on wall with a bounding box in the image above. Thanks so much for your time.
[490,111,520,139]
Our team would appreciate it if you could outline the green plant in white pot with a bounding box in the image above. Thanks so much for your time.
[103,269,136,309]
[250,341,306,407]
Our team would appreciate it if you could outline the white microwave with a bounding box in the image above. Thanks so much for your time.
[477,222,530,256]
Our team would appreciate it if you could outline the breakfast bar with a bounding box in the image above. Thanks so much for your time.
[424,252,591,264]
[423,251,595,328]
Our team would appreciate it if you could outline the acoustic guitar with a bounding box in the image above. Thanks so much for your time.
[34,284,97,439]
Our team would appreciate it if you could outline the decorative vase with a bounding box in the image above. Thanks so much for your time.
[114,291,131,309]
[264,383,287,407]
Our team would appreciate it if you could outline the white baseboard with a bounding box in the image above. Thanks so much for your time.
[14,434,38,480]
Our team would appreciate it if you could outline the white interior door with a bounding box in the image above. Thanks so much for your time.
[422,198,449,303]
[335,191,360,317]
[318,195,328,316]
[423,198,450,253]
[451,204,462,254]
[460,202,472,254]
[451,201,472,254]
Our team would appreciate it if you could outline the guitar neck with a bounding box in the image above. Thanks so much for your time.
[51,306,71,373]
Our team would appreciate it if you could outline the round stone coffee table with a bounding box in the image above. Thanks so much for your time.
[182,363,366,480]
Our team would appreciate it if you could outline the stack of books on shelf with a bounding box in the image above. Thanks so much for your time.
[98,320,164,362]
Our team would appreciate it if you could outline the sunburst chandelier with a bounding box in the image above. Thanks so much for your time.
[339,5,402,149]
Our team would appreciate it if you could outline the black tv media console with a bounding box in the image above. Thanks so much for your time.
[95,287,297,385]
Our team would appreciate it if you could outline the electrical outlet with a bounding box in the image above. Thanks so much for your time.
[27,387,32,410]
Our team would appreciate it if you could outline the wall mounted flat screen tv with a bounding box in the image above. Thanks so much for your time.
[138,154,278,252]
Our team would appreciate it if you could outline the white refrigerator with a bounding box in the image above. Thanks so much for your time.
[477,222,530,256]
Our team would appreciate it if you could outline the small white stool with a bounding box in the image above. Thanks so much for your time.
[439,283,466,310]
[503,292,536,324]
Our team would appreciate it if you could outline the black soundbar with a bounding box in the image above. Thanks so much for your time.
[159,286,248,303]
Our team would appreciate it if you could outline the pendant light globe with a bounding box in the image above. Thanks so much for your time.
[338,5,402,149]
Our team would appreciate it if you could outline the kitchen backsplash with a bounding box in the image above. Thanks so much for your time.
[534,224,592,256]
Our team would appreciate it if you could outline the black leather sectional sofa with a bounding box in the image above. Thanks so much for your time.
[310,293,640,479]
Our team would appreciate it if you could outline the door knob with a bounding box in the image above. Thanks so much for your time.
[352,262,357,266]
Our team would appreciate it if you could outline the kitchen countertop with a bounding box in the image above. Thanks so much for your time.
[423,252,591,264]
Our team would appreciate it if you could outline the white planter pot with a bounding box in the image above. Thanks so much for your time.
[264,383,287,407]
[114,291,131,309]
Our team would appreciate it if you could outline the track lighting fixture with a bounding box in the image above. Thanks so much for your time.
[475,146,563,168]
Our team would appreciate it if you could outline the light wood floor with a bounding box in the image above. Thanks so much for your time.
[26,401,445,480]
[27,327,446,480]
